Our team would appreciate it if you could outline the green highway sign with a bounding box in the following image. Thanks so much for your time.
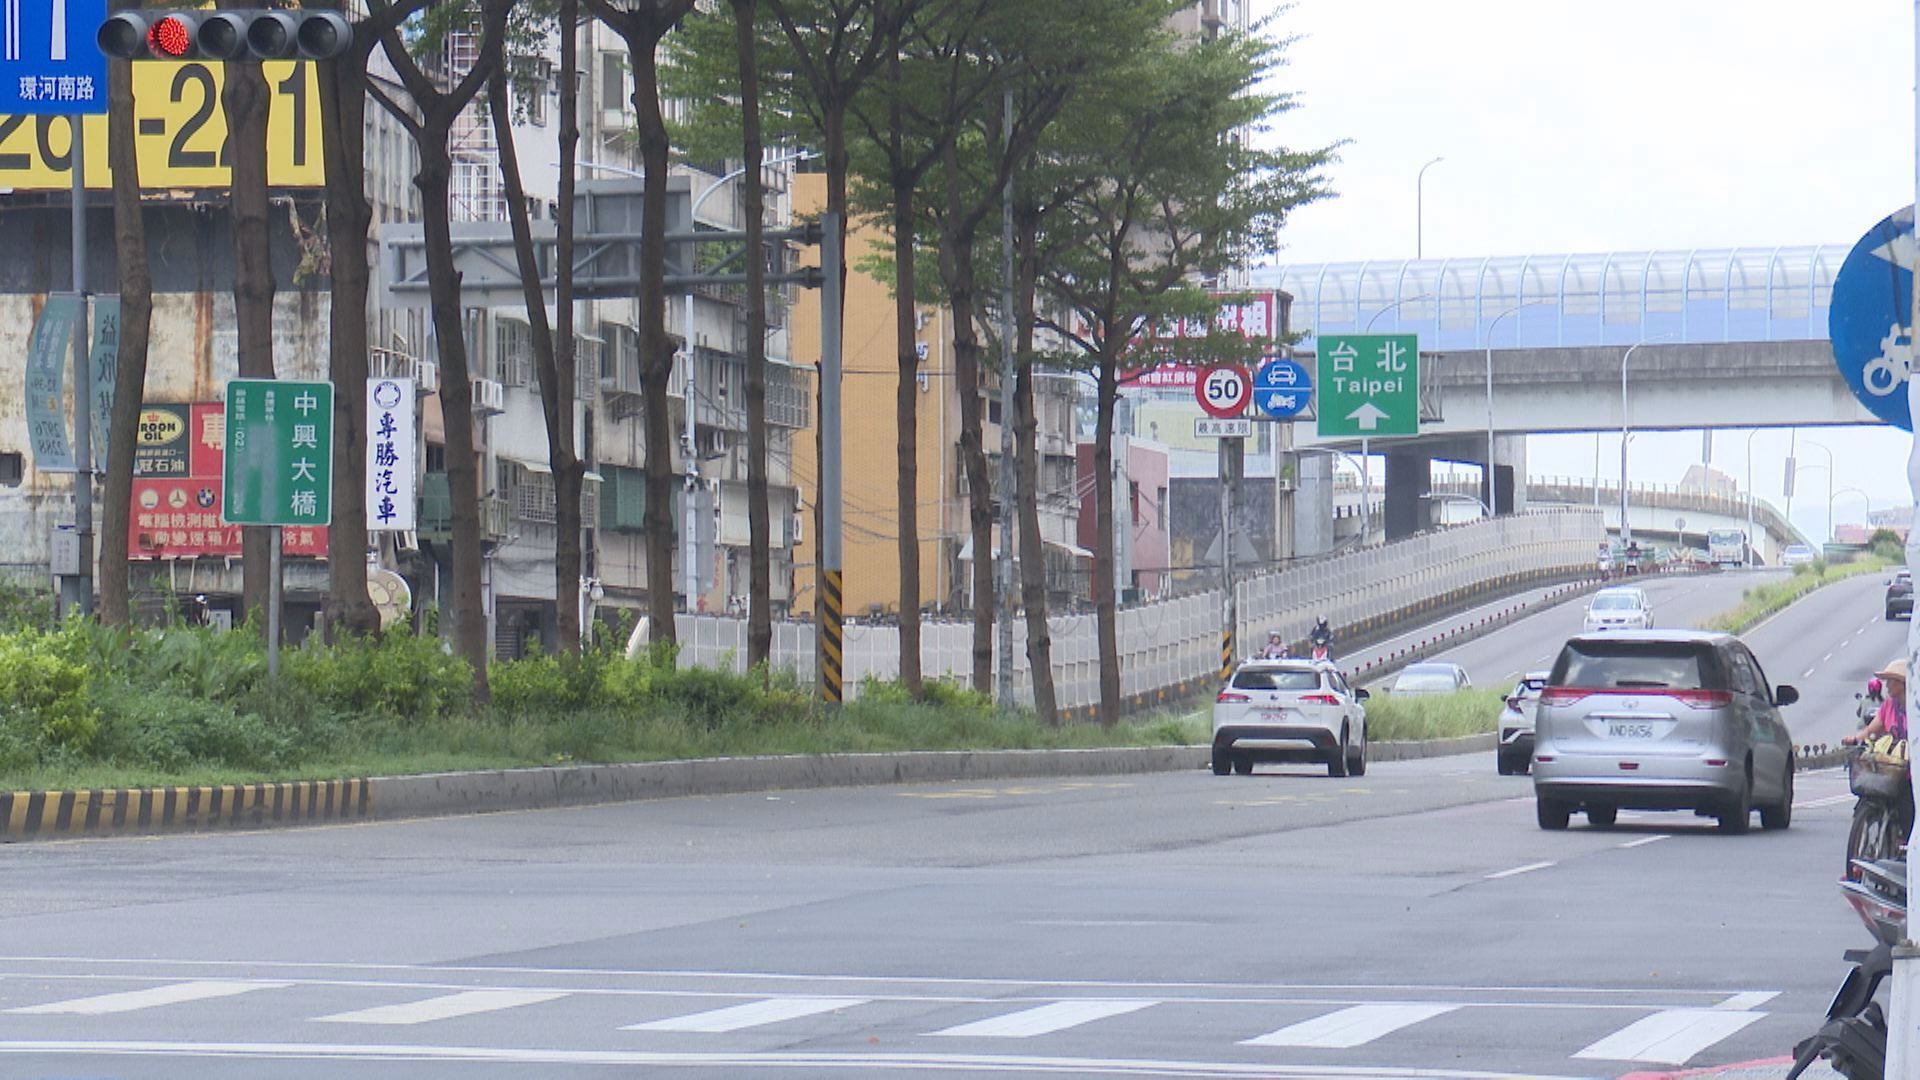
[223,378,335,526]
[1316,333,1419,438]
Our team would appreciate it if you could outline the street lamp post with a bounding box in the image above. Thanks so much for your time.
[1618,336,1671,546]
[1744,429,1762,567]
[1416,157,1443,260]
[1482,301,1549,517]
[1805,439,1836,543]
[1833,487,1871,539]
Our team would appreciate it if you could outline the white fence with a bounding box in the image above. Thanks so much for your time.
[669,509,1604,712]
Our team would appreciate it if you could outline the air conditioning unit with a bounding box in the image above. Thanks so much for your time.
[791,513,803,544]
[472,377,506,416]
[416,360,440,395]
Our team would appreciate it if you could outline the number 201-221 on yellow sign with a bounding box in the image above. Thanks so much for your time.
[0,61,323,190]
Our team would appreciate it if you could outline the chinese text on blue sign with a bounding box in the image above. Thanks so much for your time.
[1,0,108,114]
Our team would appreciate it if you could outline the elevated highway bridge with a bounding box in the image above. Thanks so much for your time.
[1252,246,1885,538]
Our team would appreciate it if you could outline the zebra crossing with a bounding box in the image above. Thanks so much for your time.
[0,973,1790,1070]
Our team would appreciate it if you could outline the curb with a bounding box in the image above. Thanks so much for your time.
[1,733,1509,841]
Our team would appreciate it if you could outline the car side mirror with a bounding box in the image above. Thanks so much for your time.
[1775,685,1799,707]
[1354,688,1370,701]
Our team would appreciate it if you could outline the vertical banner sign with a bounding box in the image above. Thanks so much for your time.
[223,379,334,526]
[366,378,416,531]
[88,296,119,473]
[24,293,81,471]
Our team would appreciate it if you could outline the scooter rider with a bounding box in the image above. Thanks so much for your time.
[1596,541,1613,581]
[1260,629,1291,659]
[1309,616,1333,659]
[1858,676,1886,727]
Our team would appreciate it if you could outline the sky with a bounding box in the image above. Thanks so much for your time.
[1250,0,1918,541]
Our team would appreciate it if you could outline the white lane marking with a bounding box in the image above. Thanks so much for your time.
[930,999,1156,1038]
[1795,794,1854,809]
[1619,835,1669,849]
[1801,666,1816,678]
[1573,1009,1766,1064]
[1823,652,1835,663]
[0,1040,1597,1078]
[1716,991,1778,1011]
[312,989,566,1026]
[1486,861,1555,880]
[1242,1003,1459,1048]
[0,956,1782,1002]
[625,996,868,1033]
[8,980,287,1016]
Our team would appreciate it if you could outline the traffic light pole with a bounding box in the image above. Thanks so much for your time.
[817,212,844,704]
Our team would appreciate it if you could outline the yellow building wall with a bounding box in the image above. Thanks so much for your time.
[789,173,956,620]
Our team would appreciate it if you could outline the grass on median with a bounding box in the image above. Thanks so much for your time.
[1362,688,1504,742]
[1696,553,1894,634]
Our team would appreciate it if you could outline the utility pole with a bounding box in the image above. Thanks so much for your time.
[69,130,92,616]
[817,211,845,703]
[1218,434,1241,677]
[1888,3,1920,1066]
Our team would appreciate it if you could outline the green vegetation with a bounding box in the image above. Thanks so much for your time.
[1363,689,1505,742]
[1697,555,1894,634]
[0,604,1206,792]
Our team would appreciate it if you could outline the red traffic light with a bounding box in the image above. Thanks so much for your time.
[146,14,197,58]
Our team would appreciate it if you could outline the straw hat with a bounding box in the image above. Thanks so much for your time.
[1876,658,1909,684]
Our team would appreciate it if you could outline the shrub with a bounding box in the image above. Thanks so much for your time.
[286,629,472,721]
[491,651,609,716]
[92,684,289,772]
[0,629,99,758]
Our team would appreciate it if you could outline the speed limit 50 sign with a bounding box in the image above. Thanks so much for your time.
[1195,364,1252,419]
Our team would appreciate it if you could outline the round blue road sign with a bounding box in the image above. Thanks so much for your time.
[1254,357,1312,420]
[1830,205,1915,432]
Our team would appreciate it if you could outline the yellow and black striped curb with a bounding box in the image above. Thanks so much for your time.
[1,779,371,841]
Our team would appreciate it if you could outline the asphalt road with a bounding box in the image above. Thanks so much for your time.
[0,569,1897,1080]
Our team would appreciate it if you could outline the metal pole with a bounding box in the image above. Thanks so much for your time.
[1484,338,1495,515]
[71,119,92,616]
[995,90,1016,707]
[817,209,844,703]
[1359,438,1370,545]
[1219,435,1237,670]
[1416,157,1442,261]
[1746,429,1758,566]
[1619,348,1633,547]
[1892,4,1920,1065]
[268,526,282,678]
[683,286,698,612]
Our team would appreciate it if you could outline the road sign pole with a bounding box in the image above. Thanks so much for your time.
[268,526,282,678]
[1360,438,1370,545]
[70,121,92,616]
[1218,435,1238,678]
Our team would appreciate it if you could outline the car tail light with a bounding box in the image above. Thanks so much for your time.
[1535,754,1555,763]
[1669,689,1733,709]
[1539,687,1591,706]
[1217,692,1250,704]
[1301,693,1339,705]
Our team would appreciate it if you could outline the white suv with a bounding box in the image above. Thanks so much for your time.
[1212,660,1369,777]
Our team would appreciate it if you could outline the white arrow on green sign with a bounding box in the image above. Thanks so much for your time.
[1316,333,1419,438]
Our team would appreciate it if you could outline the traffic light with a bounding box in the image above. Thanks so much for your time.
[96,10,352,61]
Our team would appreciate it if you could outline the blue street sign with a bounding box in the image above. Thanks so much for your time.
[1830,205,1915,432]
[1254,356,1312,420]
[0,0,108,115]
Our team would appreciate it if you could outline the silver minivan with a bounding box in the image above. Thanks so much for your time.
[1532,630,1798,833]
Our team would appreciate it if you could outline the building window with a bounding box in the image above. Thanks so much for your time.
[601,54,626,111]
[494,318,532,387]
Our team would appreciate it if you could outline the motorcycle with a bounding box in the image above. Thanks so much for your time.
[1597,555,1613,582]
[1310,643,1331,662]
[1788,854,1905,1078]
[1847,743,1913,884]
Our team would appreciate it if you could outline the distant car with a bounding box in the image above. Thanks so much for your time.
[1887,570,1913,621]
[1212,659,1368,778]
[1782,544,1818,567]
[1390,661,1472,695]
[1532,629,1798,833]
[1583,586,1653,633]
[1497,671,1550,776]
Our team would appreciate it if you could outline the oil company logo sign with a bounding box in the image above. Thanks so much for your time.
[137,408,184,446]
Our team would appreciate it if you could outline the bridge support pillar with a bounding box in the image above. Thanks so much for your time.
[1294,452,1335,558]
[1384,450,1434,541]
[1492,434,1528,514]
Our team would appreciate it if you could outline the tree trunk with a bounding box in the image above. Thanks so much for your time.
[736,0,772,670]
[554,0,584,653]
[415,126,490,701]
[318,30,380,637]
[97,16,150,628]
[223,55,275,631]
[938,145,993,694]
[631,37,679,646]
[889,57,921,694]
[1012,220,1056,724]
[1092,352,1121,725]
[486,52,581,656]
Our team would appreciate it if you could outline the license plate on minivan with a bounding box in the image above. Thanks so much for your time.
[1608,721,1655,739]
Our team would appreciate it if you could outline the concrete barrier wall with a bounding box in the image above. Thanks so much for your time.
[673,509,1605,712]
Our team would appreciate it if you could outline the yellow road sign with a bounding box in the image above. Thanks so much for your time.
[0,60,324,190]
